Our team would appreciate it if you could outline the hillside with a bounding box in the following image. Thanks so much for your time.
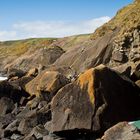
[0,38,57,72]
[0,35,91,73]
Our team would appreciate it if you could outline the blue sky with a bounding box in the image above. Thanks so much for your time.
[0,0,133,41]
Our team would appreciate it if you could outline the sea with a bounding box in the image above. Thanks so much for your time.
[0,76,8,81]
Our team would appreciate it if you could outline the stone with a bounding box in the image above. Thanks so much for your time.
[23,136,36,140]
[27,125,48,139]
[5,119,19,132]
[26,68,38,77]
[0,97,15,116]
[51,65,140,133]
[101,122,140,140]
[25,71,69,102]
[11,133,22,140]
[10,76,33,90]
[0,80,29,103]
[18,117,38,135]
[7,68,26,79]
[43,133,66,140]
[135,80,140,87]
[0,129,12,139]
[112,63,131,77]
[0,114,15,129]
[17,105,51,135]
[131,70,140,82]
[112,51,125,62]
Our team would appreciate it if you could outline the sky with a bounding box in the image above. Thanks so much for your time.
[0,0,133,41]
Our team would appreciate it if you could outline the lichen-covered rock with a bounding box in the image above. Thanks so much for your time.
[51,65,140,133]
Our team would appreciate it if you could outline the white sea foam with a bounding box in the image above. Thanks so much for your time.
[0,77,8,81]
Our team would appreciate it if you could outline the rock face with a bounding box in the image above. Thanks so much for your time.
[101,122,140,140]
[53,32,116,74]
[51,65,140,133]
[25,71,69,101]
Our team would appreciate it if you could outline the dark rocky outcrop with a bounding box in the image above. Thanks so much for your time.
[7,68,26,79]
[50,65,140,134]
[0,81,29,103]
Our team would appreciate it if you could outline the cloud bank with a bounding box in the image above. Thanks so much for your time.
[0,16,111,41]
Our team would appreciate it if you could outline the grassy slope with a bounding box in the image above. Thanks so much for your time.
[0,38,57,58]
[91,0,140,40]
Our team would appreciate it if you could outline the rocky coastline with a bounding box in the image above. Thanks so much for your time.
[0,0,140,140]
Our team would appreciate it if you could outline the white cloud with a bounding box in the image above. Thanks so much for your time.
[0,16,111,41]
[0,31,17,41]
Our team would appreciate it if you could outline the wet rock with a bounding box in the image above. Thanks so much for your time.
[51,65,140,133]
[101,122,140,140]
[0,97,15,116]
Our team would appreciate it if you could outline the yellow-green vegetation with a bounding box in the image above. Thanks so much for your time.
[91,0,140,40]
[57,34,90,50]
[0,38,57,58]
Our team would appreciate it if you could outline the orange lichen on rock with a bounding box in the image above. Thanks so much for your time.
[77,68,95,104]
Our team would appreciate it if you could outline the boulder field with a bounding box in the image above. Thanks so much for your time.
[0,65,140,140]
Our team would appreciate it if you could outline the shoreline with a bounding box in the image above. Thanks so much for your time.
[0,76,8,81]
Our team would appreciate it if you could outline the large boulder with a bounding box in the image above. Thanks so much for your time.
[51,65,140,133]
[101,122,140,140]
[53,32,116,75]
[25,71,69,102]
[0,81,29,103]
[7,68,26,79]
[9,76,34,90]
